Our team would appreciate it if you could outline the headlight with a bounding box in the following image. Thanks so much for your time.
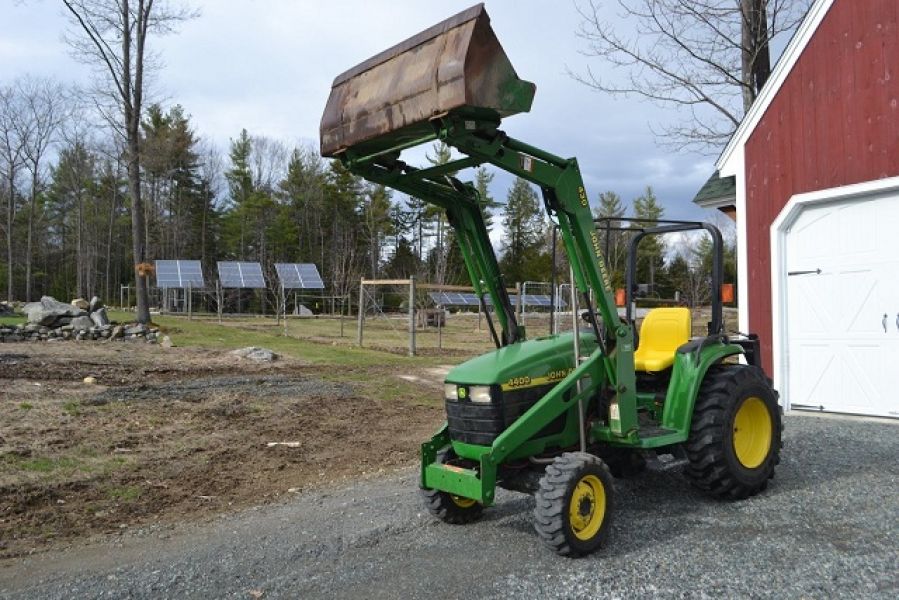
[444,383,458,401]
[469,385,492,404]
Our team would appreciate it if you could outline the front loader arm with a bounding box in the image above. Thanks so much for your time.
[438,116,638,437]
[344,155,523,346]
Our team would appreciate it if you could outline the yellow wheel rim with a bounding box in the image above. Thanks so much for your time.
[450,494,476,509]
[569,474,606,541]
[732,396,773,468]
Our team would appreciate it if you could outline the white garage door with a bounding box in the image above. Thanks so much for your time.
[785,190,899,418]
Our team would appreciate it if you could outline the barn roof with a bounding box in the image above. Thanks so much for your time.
[693,171,736,208]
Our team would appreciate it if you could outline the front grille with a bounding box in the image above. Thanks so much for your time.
[446,384,567,445]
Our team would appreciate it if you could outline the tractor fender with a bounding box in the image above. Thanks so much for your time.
[659,339,744,436]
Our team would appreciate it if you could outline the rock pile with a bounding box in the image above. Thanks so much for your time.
[0,295,163,343]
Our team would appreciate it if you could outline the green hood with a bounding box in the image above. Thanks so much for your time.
[446,331,597,388]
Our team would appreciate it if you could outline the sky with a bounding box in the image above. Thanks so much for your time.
[0,0,728,223]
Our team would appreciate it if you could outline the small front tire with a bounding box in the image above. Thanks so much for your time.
[533,452,615,557]
[420,449,483,525]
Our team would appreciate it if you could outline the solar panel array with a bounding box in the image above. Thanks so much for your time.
[428,292,565,307]
[155,260,205,288]
[428,292,481,306]
[217,261,266,289]
[275,263,324,289]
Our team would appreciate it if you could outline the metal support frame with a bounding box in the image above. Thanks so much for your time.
[343,115,638,438]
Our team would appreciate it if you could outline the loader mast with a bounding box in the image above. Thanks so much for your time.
[340,113,638,435]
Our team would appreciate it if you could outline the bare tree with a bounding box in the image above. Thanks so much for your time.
[62,0,197,322]
[15,77,68,301]
[573,0,812,152]
[0,85,28,302]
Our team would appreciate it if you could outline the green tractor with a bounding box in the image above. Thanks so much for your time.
[320,4,781,557]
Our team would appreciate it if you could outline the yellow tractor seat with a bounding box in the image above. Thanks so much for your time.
[633,308,692,372]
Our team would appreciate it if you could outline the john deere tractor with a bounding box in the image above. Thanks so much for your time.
[320,4,781,557]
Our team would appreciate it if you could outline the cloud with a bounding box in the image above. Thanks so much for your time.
[1,0,723,224]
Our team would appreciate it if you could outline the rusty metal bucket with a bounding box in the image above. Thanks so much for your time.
[320,3,535,158]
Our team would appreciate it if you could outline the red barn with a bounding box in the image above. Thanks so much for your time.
[705,0,898,418]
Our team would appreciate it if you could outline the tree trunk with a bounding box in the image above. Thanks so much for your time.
[741,0,772,111]
[25,180,36,301]
[6,170,14,302]
[128,137,150,322]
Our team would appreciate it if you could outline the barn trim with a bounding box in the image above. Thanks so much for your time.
[714,0,834,342]
[769,175,899,413]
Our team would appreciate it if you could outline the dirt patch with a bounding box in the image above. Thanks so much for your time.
[87,374,355,405]
[0,344,441,558]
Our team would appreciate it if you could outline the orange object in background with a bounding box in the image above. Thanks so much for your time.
[615,288,626,307]
[721,283,735,304]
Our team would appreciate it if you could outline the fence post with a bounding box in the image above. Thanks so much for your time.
[408,275,416,357]
[437,303,443,351]
[357,278,365,347]
[515,282,523,323]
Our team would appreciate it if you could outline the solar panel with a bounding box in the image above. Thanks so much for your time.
[428,291,481,306]
[217,261,266,289]
[275,263,324,289]
[154,260,205,288]
[428,291,566,308]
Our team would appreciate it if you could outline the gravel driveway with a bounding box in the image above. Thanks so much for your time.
[2,414,896,599]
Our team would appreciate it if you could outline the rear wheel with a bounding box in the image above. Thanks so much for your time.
[685,365,782,499]
[533,452,614,557]
[420,449,483,524]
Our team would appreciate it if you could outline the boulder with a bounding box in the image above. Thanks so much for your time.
[71,298,90,311]
[230,346,279,362]
[89,296,103,312]
[71,316,93,332]
[90,307,110,327]
[23,296,87,326]
[125,323,147,336]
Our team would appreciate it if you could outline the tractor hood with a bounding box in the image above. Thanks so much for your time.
[445,332,596,389]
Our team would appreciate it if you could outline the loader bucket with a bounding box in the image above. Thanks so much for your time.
[320,3,535,158]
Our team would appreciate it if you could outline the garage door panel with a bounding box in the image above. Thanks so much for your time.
[787,273,835,336]
[838,344,881,414]
[838,272,881,335]
[785,189,899,418]
[837,199,877,257]
[789,343,836,408]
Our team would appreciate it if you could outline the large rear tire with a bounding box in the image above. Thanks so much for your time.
[685,365,782,499]
[420,449,483,525]
[533,452,614,557]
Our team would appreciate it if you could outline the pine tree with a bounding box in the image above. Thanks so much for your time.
[632,186,666,294]
[500,177,544,284]
[593,190,626,289]
[474,166,500,231]
[361,184,393,278]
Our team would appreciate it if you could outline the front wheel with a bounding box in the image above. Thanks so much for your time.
[685,365,782,499]
[420,449,483,524]
[533,452,615,557]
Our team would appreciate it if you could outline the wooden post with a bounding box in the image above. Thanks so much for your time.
[357,278,365,347]
[187,282,193,320]
[437,304,443,351]
[515,282,523,323]
[217,281,222,323]
[282,284,288,336]
[408,275,416,356]
[339,293,345,337]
